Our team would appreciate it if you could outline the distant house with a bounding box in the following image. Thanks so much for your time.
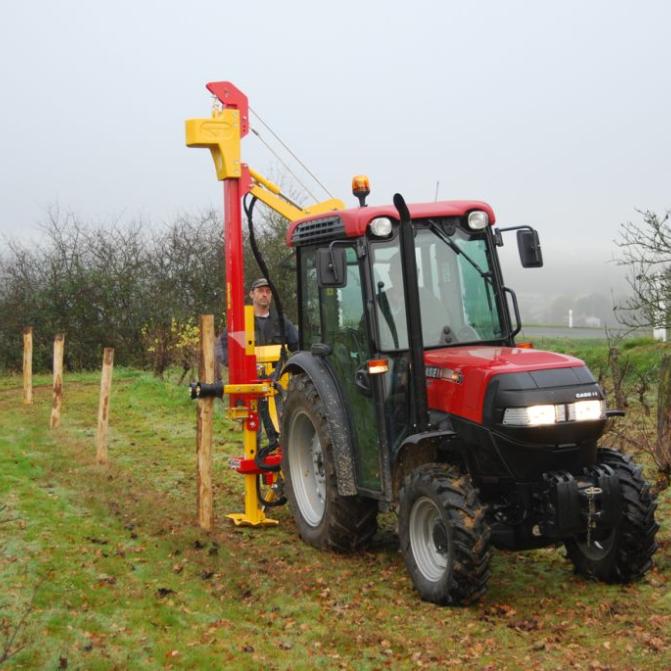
[583,316,601,328]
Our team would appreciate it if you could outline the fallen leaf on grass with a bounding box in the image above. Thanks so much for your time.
[482,603,517,619]
[508,618,540,632]
[156,587,176,598]
[237,587,253,599]
[646,636,666,652]
[648,614,671,629]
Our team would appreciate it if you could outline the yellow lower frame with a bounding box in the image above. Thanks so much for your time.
[225,308,285,526]
[226,399,278,526]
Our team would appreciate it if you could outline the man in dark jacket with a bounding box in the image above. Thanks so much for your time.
[215,277,299,369]
[215,278,298,449]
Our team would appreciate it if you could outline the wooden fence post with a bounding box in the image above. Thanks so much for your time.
[49,334,65,429]
[196,315,215,531]
[22,327,33,405]
[96,348,114,464]
[656,355,671,484]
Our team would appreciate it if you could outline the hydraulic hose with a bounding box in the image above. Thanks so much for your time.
[243,194,290,367]
[256,474,287,508]
[243,193,289,474]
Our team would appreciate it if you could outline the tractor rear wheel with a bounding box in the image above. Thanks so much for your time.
[398,465,491,605]
[282,374,377,551]
[565,447,658,582]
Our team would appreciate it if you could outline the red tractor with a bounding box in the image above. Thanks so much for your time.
[278,190,658,604]
[187,83,658,605]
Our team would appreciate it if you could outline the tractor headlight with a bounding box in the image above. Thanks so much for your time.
[369,217,393,237]
[503,400,606,426]
[503,405,557,426]
[467,210,489,230]
[570,400,605,422]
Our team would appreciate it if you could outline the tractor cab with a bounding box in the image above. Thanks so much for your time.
[286,198,521,494]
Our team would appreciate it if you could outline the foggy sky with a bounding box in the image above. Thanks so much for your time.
[1,0,669,299]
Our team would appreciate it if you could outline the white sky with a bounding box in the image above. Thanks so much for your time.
[1,0,669,295]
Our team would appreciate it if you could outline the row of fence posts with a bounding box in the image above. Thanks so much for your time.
[21,319,214,532]
[22,327,114,464]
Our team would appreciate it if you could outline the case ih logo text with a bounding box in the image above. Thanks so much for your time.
[575,391,599,399]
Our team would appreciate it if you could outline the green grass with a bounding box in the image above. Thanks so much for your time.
[1,370,670,669]
[526,337,670,380]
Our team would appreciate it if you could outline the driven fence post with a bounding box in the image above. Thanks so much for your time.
[96,348,114,464]
[197,314,215,531]
[50,334,65,429]
[22,327,33,405]
[656,355,671,487]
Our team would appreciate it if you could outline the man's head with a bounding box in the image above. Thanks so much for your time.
[249,278,272,315]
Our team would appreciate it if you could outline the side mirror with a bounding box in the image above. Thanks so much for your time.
[517,229,543,268]
[317,246,347,287]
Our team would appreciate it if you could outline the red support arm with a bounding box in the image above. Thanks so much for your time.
[206,82,255,385]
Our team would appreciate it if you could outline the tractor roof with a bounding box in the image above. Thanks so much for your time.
[287,200,496,247]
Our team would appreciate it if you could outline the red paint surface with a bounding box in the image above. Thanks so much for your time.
[208,80,256,387]
[223,179,256,384]
[287,200,496,244]
[424,346,584,424]
[233,453,282,475]
[206,81,249,137]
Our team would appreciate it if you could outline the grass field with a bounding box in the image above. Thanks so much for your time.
[1,369,670,670]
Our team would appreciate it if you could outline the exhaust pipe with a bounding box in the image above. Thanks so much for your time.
[393,193,429,433]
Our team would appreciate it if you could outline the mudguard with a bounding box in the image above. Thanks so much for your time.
[282,351,358,496]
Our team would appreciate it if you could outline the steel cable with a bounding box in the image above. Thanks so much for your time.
[250,106,336,201]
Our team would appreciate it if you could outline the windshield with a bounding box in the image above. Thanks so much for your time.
[371,220,505,350]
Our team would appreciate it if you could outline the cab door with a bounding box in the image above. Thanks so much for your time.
[318,246,382,493]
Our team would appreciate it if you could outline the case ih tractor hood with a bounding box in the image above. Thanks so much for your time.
[425,346,601,426]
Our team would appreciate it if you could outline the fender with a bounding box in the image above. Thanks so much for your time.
[282,351,358,496]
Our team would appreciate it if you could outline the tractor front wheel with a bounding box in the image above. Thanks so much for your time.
[398,465,491,605]
[282,374,377,552]
[565,447,658,582]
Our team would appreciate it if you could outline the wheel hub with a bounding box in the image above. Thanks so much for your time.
[432,522,448,555]
[311,436,326,503]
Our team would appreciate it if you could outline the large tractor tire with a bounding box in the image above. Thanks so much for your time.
[282,374,377,552]
[398,465,491,605]
[565,447,658,582]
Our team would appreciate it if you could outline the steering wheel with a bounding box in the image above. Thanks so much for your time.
[456,325,480,342]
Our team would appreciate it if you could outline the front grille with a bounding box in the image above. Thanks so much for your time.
[292,217,345,246]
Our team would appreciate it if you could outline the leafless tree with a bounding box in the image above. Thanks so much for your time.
[615,209,671,328]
